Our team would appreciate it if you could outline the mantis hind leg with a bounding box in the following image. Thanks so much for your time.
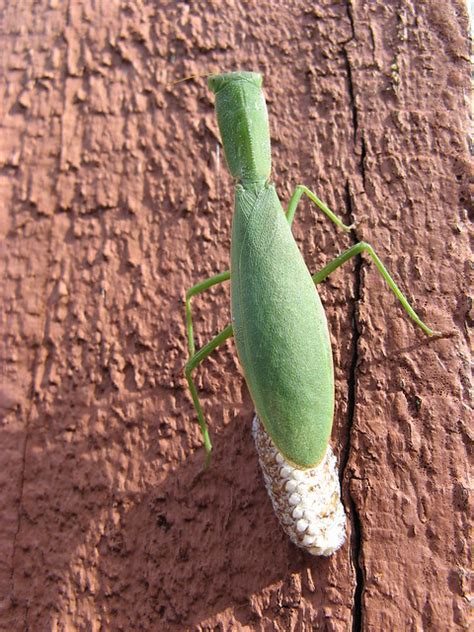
[185,324,234,467]
[286,184,354,231]
[185,270,230,356]
[312,242,437,337]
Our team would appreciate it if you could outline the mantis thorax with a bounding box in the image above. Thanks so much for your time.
[208,72,271,185]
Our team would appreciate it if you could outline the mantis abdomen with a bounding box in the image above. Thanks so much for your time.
[231,183,334,468]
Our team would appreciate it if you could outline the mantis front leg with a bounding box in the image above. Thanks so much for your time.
[311,241,437,336]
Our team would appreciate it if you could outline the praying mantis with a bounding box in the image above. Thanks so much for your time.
[183,71,436,555]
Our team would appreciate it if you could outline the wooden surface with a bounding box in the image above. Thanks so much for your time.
[0,1,471,630]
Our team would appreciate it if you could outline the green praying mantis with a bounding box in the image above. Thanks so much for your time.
[184,71,436,473]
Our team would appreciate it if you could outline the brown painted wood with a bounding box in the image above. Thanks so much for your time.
[1,1,471,629]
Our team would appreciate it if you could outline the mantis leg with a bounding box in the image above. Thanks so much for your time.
[311,242,437,336]
[186,270,231,356]
[185,324,234,467]
[286,184,354,231]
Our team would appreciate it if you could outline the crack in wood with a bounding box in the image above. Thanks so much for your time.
[341,2,370,625]
[340,181,364,632]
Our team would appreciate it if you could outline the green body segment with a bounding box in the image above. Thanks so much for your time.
[208,72,271,185]
[230,183,334,468]
[208,72,334,468]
